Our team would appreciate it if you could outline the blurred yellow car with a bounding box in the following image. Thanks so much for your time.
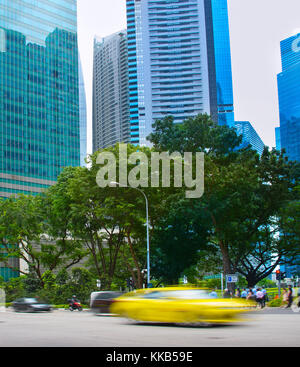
[110,287,256,325]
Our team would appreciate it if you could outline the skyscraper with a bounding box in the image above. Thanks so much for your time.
[93,31,130,151]
[79,55,87,166]
[275,126,281,151]
[209,0,234,127]
[126,0,235,146]
[235,121,265,156]
[0,0,81,198]
[277,33,300,162]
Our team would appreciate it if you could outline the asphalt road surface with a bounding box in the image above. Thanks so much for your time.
[0,308,299,348]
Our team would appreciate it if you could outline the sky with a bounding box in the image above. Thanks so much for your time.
[77,0,300,154]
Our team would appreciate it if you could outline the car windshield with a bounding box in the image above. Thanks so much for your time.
[25,298,38,303]
[141,290,213,300]
[164,290,211,299]
[95,292,122,300]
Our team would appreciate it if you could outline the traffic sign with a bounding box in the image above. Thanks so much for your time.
[226,274,238,283]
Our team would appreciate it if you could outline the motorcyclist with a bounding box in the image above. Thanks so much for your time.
[71,295,79,303]
[68,295,80,307]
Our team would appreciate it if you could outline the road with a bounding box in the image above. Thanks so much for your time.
[0,308,299,348]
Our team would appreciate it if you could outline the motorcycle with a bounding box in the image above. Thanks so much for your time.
[68,300,83,312]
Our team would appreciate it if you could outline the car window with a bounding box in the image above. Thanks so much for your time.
[163,290,211,299]
[95,293,111,300]
[95,292,121,300]
[25,298,38,303]
[142,291,164,299]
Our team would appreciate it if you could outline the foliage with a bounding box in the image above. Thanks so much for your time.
[148,114,300,288]
[268,298,283,307]
[0,180,87,286]
[2,268,98,304]
[1,113,299,292]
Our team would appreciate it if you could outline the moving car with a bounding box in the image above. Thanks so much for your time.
[90,291,123,314]
[12,298,53,313]
[110,287,256,325]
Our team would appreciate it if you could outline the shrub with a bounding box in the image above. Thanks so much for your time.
[268,297,282,307]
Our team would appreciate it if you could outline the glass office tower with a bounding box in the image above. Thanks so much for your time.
[275,127,281,151]
[235,121,265,156]
[277,33,300,162]
[126,0,235,145]
[79,55,87,166]
[210,0,234,127]
[0,0,80,198]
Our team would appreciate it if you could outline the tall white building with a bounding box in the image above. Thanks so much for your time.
[126,0,235,146]
[92,30,130,151]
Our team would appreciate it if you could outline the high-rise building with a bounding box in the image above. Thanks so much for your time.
[93,31,130,151]
[209,0,234,127]
[275,126,281,151]
[79,56,87,166]
[126,0,235,146]
[277,33,300,162]
[235,121,265,156]
[0,0,81,199]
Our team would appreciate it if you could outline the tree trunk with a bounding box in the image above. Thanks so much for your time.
[219,240,235,294]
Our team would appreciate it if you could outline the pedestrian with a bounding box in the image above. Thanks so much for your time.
[247,289,255,301]
[255,288,265,308]
[210,289,218,298]
[282,288,288,307]
[241,289,247,299]
[235,288,241,298]
[286,285,294,308]
[261,287,268,307]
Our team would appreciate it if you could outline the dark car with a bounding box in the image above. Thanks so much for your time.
[12,298,53,313]
[90,291,123,314]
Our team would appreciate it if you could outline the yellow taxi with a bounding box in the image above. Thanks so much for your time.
[110,287,256,325]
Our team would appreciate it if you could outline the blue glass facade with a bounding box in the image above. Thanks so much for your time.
[275,127,281,151]
[235,121,265,156]
[126,0,235,146]
[0,0,80,197]
[79,55,87,166]
[277,33,300,162]
[210,0,234,127]
[0,0,80,280]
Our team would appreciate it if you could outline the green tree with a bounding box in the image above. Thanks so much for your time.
[151,199,212,284]
[0,171,87,286]
[148,114,300,289]
[0,195,46,284]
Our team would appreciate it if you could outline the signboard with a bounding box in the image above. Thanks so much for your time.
[203,274,221,280]
[226,274,238,283]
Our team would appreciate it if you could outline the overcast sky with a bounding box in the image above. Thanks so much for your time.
[77,0,300,154]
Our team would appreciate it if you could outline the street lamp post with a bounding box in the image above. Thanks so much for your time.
[110,181,150,287]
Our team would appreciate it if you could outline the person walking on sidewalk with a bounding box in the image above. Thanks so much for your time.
[255,288,265,308]
[286,285,294,308]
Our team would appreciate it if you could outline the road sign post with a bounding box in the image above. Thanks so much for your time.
[226,274,238,294]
